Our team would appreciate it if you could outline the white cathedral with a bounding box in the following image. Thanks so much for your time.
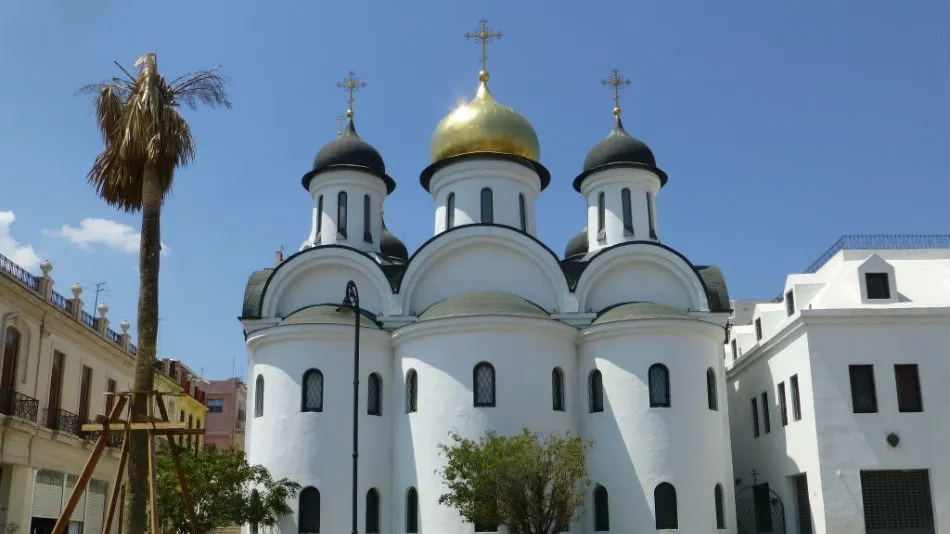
[234,18,948,534]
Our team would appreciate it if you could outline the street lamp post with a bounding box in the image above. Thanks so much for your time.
[341,280,361,534]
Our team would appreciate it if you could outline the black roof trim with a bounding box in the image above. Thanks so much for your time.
[572,161,668,192]
[301,164,397,194]
[419,152,551,192]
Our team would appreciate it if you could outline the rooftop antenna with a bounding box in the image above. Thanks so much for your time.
[231,353,236,379]
[92,281,107,311]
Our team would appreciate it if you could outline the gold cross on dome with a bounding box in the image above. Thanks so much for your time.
[602,68,631,117]
[465,18,503,76]
[337,71,366,117]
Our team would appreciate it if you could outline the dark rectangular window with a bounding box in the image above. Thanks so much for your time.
[731,339,737,360]
[337,191,348,238]
[778,382,788,426]
[621,188,634,236]
[480,187,493,223]
[596,192,606,240]
[793,474,813,534]
[446,192,455,229]
[363,194,373,243]
[790,374,802,421]
[316,195,323,236]
[761,392,771,433]
[646,192,657,239]
[207,399,224,413]
[894,364,923,413]
[78,365,93,424]
[865,272,891,300]
[751,397,760,437]
[860,470,934,533]
[754,318,763,341]
[849,365,878,413]
[519,193,527,232]
[785,290,795,316]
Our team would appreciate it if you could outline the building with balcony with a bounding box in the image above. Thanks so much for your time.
[204,378,247,451]
[726,235,950,534]
[154,358,209,453]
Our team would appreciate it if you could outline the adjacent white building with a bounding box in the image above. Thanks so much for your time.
[240,57,738,533]
[726,235,950,534]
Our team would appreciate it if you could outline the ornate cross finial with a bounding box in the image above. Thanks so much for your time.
[336,114,345,136]
[337,71,366,118]
[602,68,631,117]
[465,18,503,81]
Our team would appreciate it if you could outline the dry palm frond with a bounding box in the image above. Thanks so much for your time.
[80,52,231,212]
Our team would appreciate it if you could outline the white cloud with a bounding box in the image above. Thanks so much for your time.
[0,211,41,269]
[44,218,170,256]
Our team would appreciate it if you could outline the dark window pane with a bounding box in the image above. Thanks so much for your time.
[368,373,382,416]
[316,195,323,234]
[406,370,418,413]
[865,272,891,300]
[363,194,373,243]
[648,364,670,407]
[794,474,813,534]
[593,485,609,531]
[552,368,565,412]
[621,188,634,235]
[755,318,763,341]
[791,374,802,421]
[731,339,738,360]
[337,191,348,238]
[519,193,527,232]
[654,483,678,529]
[588,370,603,413]
[596,192,606,239]
[849,365,878,413]
[480,188,493,224]
[762,392,771,433]
[646,192,657,239]
[895,364,923,413]
[715,484,726,529]
[406,488,419,533]
[255,375,264,418]
[786,290,795,316]
[474,363,495,407]
[299,487,320,533]
[366,489,380,534]
[751,397,760,437]
[446,193,455,229]
[860,469,934,532]
[302,369,324,412]
[779,382,788,426]
[707,368,718,411]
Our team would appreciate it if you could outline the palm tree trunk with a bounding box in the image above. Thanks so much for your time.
[124,165,163,534]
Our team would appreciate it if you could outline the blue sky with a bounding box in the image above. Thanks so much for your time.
[1,1,947,380]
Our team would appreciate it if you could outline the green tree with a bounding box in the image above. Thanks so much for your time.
[437,429,591,534]
[154,444,299,534]
[80,53,230,534]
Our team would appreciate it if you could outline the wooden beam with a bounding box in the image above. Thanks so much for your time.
[147,430,159,534]
[52,397,128,534]
[155,394,200,532]
[82,421,187,432]
[101,433,129,534]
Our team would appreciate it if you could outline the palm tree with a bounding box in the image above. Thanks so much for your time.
[81,53,230,534]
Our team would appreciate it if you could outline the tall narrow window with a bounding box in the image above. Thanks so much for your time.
[316,195,323,236]
[302,369,323,412]
[761,392,771,433]
[791,374,802,421]
[78,365,93,425]
[754,318,763,341]
[588,370,604,413]
[785,290,795,316]
[337,191,348,238]
[254,374,264,418]
[473,362,496,407]
[648,364,671,407]
[894,364,923,412]
[406,369,418,413]
[519,193,527,232]
[706,368,718,410]
[363,194,373,243]
[446,192,455,229]
[406,487,419,534]
[778,381,788,426]
[731,339,738,360]
[366,489,380,534]
[596,192,606,240]
[865,272,891,300]
[187,415,193,448]
[1,327,21,416]
[480,187,494,223]
[368,373,382,416]
[849,364,878,413]
[621,188,634,235]
[715,484,726,529]
[105,378,117,416]
[593,485,610,532]
[299,487,320,533]
[646,191,657,239]
[751,397,760,437]
[552,367,565,412]
[654,483,678,529]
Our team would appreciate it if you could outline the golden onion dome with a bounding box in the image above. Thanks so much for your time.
[430,72,540,163]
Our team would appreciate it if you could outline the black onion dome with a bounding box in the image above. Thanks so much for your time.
[564,228,588,259]
[380,219,408,262]
[574,116,667,192]
[302,119,395,192]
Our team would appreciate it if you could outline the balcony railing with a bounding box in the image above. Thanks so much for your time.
[49,290,72,314]
[80,310,97,329]
[43,408,81,437]
[0,391,39,422]
[0,253,40,291]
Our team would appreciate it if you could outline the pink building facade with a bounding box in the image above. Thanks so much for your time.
[204,377,247,451]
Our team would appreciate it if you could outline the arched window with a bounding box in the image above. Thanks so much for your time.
[621,188,634,235]
[368,373,382,416]
[1,327,22,415]
[363,194,373,243]
[480,187,494,223]
[316,195,323,237]
[406,369,418,413]
[654,482,678,529]
[473,362,496,407]
[593,485,610,531]
[707,368,718,411]
[337,191,348,238]
[519,193,527,232]
[588,369,604,413]
[406,487,419,534]
[366,488,380,534]
[646,191,657,239]
[302,369,324,412]
[715,483,726,529]
[254,375,264,418]
[648,364,671,408]
[552,367,565,412]
[446,192,456,229]
[596,192,606,240]
[299,486,321,533]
